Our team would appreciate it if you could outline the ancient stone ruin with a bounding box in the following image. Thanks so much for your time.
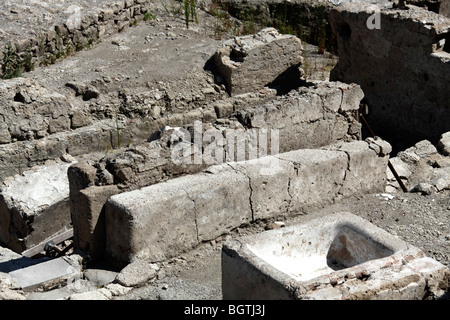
[0,0,449,301]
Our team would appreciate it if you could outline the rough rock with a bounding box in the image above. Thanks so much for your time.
[412,182,438,195]
[115,259,158,287]
[83,269,118,287]
[0,270,25,300]
[0,78,74,143]
[387,157,412,180]
[214,27,304,95]
[438,131,450,156]
[398,140,439,164]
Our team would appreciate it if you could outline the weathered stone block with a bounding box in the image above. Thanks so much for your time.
[105,177,199,264]
[103,139,391,265]
[278,149,348,210]
[214,27,303,95]
[0,161,76,253]
[74,185,119,261]
[332,139,391,197]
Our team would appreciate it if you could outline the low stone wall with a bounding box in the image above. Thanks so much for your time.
[66,80,362,260]
[0,25,326,182]
[0,0,157,78]
[234,81,363,152]
[104,138,391,265]
[329,3,450,150]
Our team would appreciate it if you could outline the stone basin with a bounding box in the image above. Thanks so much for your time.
[222,212,449,300]
[247,214,399,282]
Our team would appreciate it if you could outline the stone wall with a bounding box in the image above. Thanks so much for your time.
[0,26,308,182]
[234,81,363,152]
[104,138,391,265]
[329,3,450,150]
[67,81,363,260]
[0,0,157,79]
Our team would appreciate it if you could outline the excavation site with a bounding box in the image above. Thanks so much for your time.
[0,0,449,303]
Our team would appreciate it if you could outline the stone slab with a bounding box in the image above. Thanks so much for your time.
[8,257,81,292]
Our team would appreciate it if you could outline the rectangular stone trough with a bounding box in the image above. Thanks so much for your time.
[222,212,450,300]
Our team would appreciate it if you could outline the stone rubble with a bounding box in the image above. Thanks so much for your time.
[385,134,450,194]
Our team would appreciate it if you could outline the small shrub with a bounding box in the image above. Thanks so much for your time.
[1,45,34,79]
[143,11,156,21]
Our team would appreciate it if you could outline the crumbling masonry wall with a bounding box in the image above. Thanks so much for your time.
[407,0,450,17]
[0,0,157,78]
[329,3,450,150]
[0,27,300,182]
[67,81,363,260]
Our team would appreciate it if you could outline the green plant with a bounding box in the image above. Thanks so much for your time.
[242,20,257,35]
[129,18,138,27]
[1,44,35,79]
[2,45,22,79]
[302,52,312,80]
[210,6,234,39]
[183,0,198,29]
[160,0,198,29]
[143,11,156,21]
